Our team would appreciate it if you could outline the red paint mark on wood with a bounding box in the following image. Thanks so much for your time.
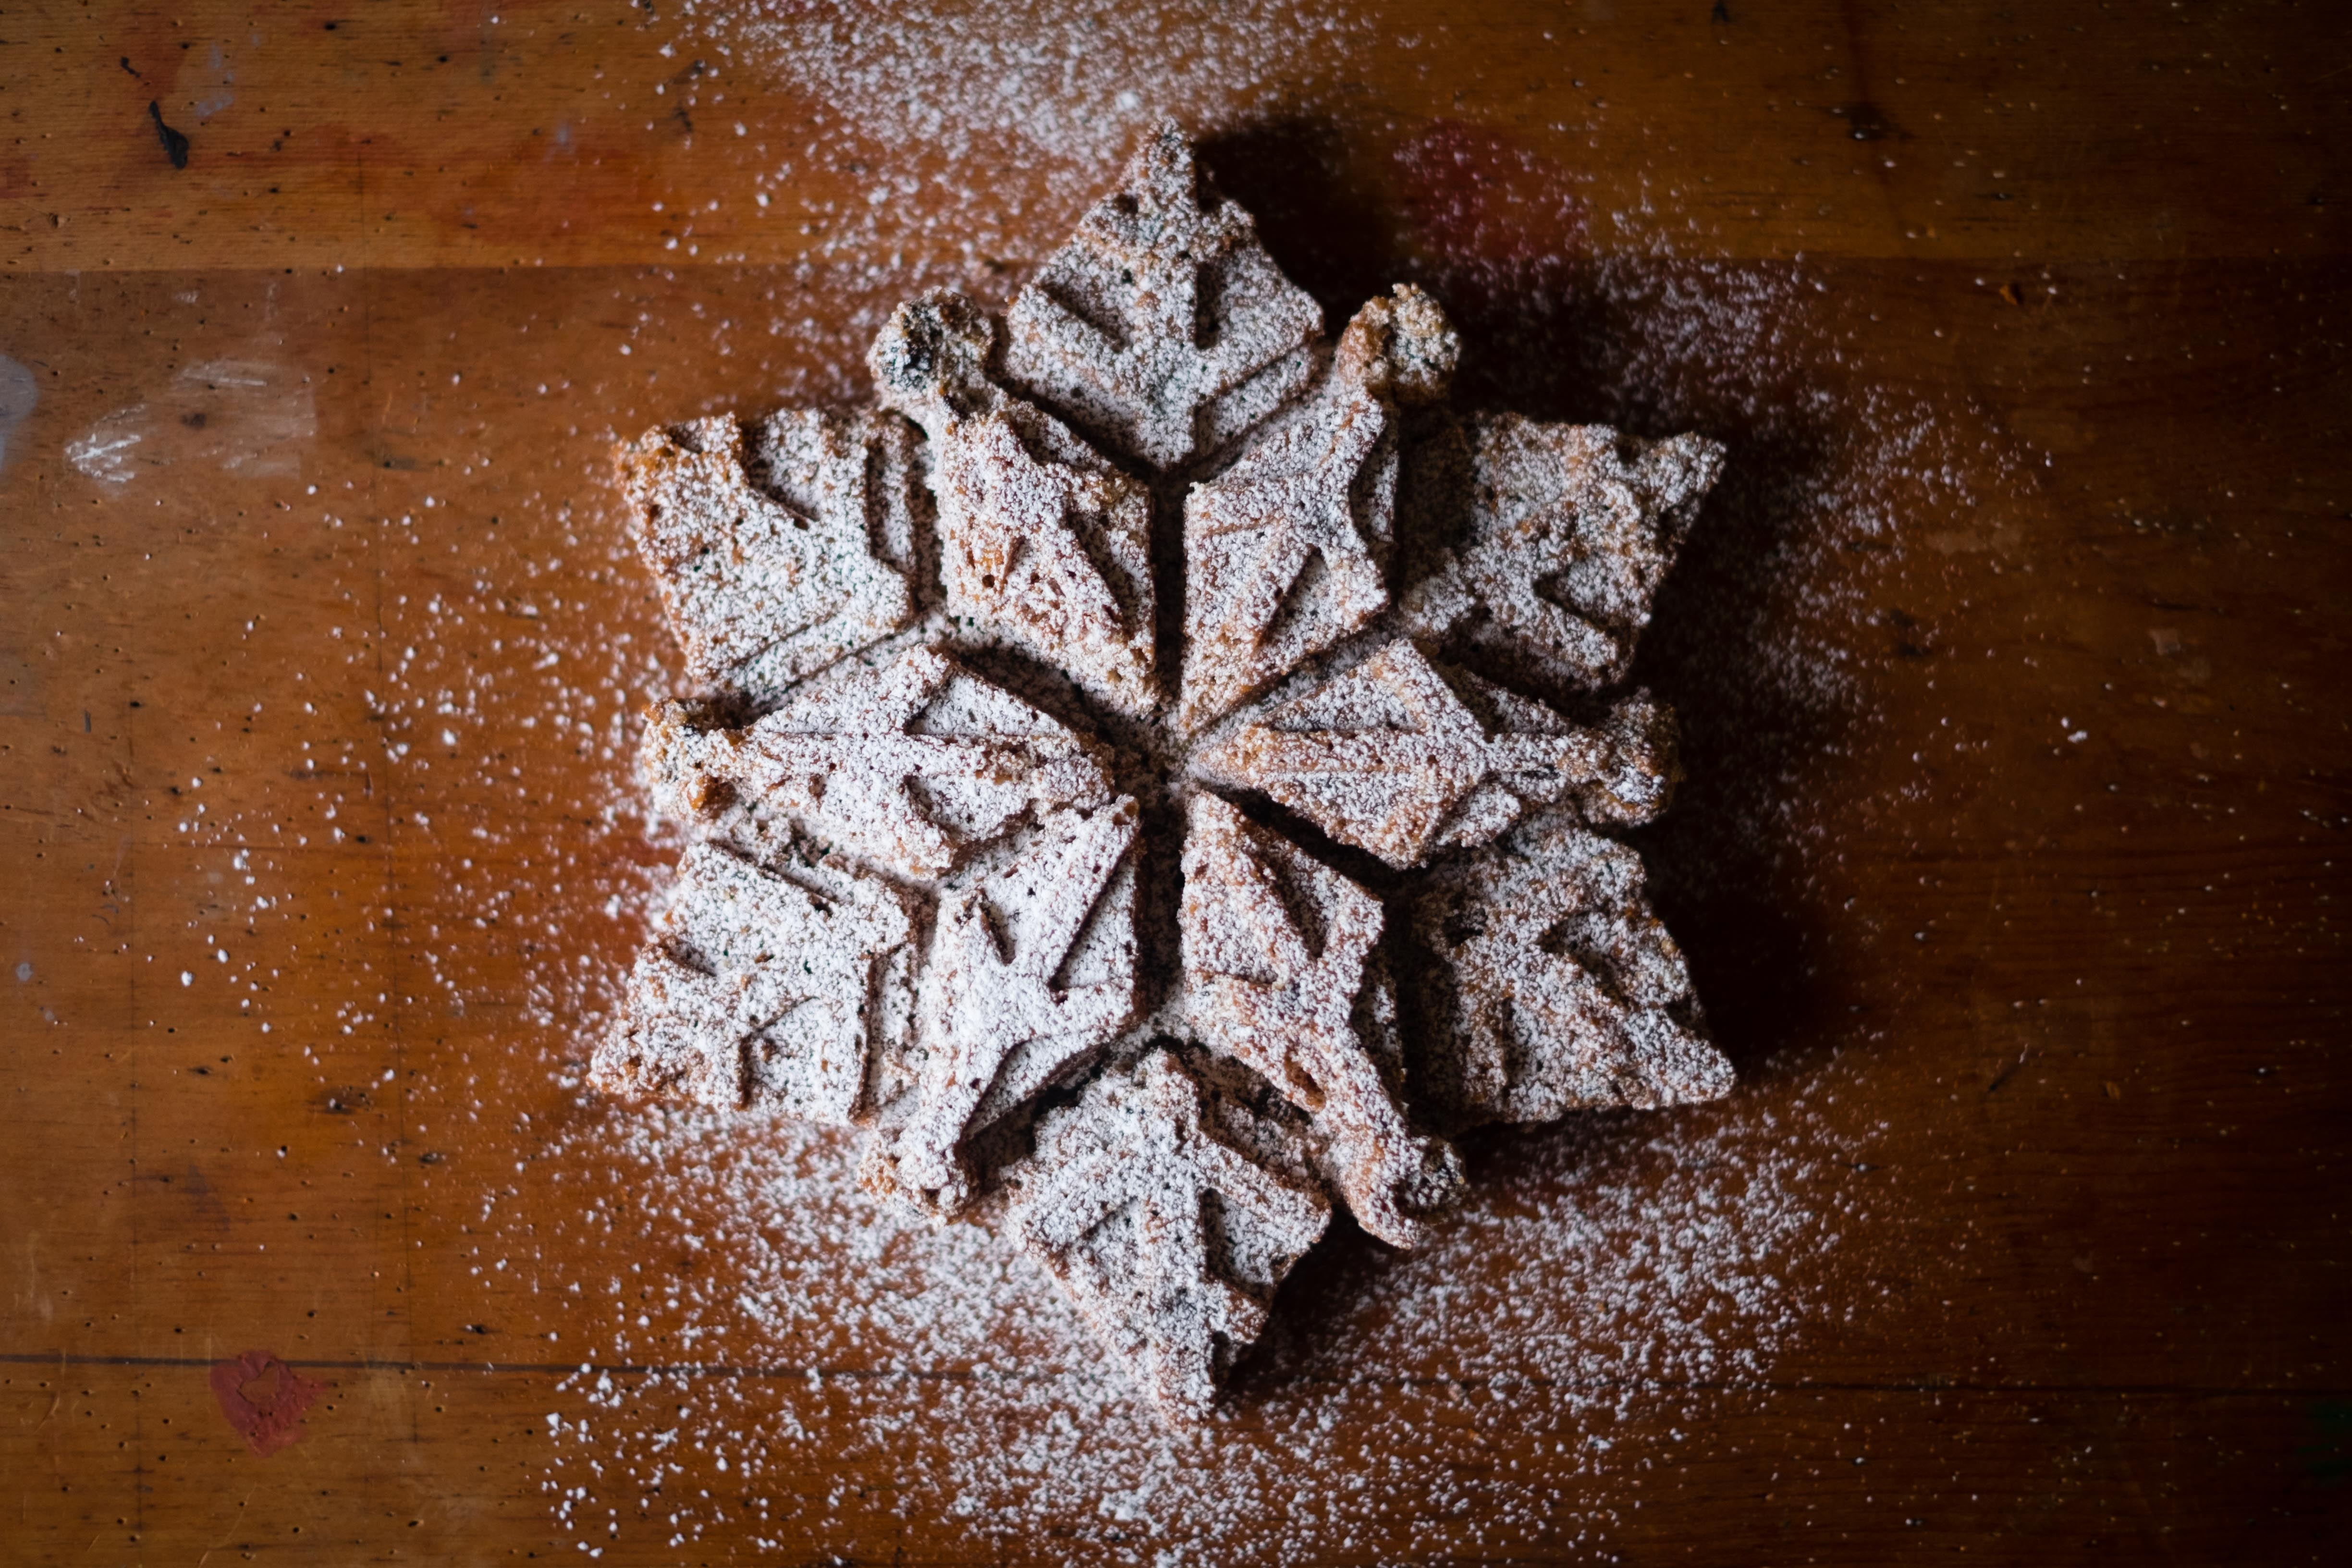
[208,1349,322,1456]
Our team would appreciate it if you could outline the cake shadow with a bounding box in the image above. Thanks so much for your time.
[1198,114,1867,1414]
[1202,116,1852,1083]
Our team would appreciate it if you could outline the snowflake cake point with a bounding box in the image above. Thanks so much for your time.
[602,123,1735,1421]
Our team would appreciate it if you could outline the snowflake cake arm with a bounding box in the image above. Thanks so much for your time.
[1002,120,1324,473]
[932,411,1157,717]
[1192,638,1680,869]
[1400,414,1726,695]
[619,414,917,709]
[638,645,1114,880]
[1176,285,1463,736]
[866,799,1142,1217]
[1407,815,1732,1131]
[594,842,917,1124]
[870,294,1160,719]
[1180,795,1464,1247]
[1007,1050,1330,1420]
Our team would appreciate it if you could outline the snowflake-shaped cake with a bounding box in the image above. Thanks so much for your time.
[595,124,1734,1420]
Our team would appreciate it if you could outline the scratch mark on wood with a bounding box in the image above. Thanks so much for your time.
[1987,1049,2031,1095]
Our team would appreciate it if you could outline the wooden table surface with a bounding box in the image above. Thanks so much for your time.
[4,2,2348,1562]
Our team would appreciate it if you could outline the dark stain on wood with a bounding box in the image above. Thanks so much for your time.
[147,100,189,169]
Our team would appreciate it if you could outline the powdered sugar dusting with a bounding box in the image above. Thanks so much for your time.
[521,1045,1869,1558]
[678,1,1384,274]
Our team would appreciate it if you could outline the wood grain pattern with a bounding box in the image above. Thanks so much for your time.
[4,2,2348,1562]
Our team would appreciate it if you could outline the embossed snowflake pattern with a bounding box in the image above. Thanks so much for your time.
[595,124,1735,1420]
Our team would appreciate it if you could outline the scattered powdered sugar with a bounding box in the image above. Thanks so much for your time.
[675,0,1385,273]
[519,1041,1875,1559]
